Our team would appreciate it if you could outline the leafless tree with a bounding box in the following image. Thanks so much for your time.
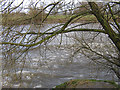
[1,0,120,88]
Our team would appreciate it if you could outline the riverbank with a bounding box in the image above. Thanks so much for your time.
[2,14,97,26]
[3,13,120,26]
[55,79,119,88]
[2,14,119,26]
[46,15,97,23]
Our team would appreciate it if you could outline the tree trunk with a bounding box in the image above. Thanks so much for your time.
[88,2,120,52]
[88,2,120,81]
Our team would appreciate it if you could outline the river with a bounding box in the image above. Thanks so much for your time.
[2,23,119,88]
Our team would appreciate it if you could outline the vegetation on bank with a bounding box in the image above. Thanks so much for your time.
[2,13,98,25]
[55,79,120,88]
[2,13,120,26]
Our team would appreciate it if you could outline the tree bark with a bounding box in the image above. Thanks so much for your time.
[88,2,120,81]
[88,2,120,52]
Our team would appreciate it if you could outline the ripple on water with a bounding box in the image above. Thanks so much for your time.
[32,58,39,62]
[16,70,31,74]
[25,76,31,80]
[60,59,65,61]
[65,53,69,56]
[34,84,42,88]
[52,55,57,58]
[32,62,38,67]
[49,57,56,60]
[53,65,59,68]
[79,74,84,77]
[13,84,20,88]
[64,77,73,80]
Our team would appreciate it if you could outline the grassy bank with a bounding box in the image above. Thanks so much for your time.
[55,79,119,88]
[2,13,119,26]
[47,14,97,23]
[2,13,30,25]
[2,13,97,26]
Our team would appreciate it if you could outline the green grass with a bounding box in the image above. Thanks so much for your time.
[55,79,120,88]
[2,12,119,26]
[48,14,96,21]
[2,13,97,25]
[48,15,70,19]
[55,82,68,88]
[89,79,119,88]
[47,14,97,23]
[1,13,104,26]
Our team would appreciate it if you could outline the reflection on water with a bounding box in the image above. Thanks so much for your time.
[2,45,118,88]
[2,23,119,88]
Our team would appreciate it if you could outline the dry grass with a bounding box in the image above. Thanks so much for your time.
[2,13,98,26]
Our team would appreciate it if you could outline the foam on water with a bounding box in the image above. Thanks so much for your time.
[34,84,42,88]
[16,70,31,74]
[13,84,20,88]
